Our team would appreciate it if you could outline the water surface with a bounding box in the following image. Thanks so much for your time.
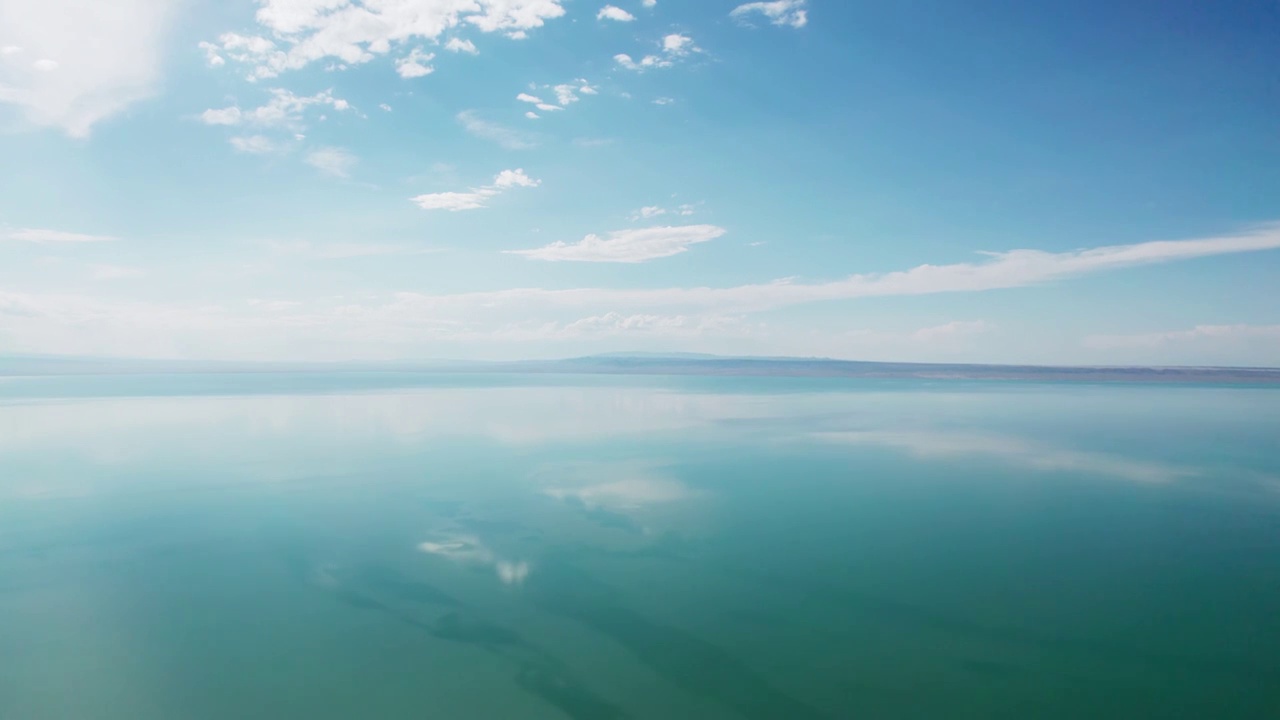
[1,374,1278,718]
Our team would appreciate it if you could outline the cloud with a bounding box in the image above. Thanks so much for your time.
[910,319,993,343]
[444,222,1280,309]
[614,34,699,71]
[395,48,434,78]
[5,228,116,243]
[515,92,561,112]
[643,0,657,6]
[730,0,808,28]
[662,33,696,55]
[5,224,1279,360]
[614,53,667,70]
[305,147,357,177]
[652,97,674,105]
[456,109,535,149]
[378,103,392,111]
[0,0,171,136]
[553,312,748,338]
[205,0,566,80]
[1086,323,1280,349]
[597,5,635,22]
[411,168,540,211]
[200,88,350,129]
[518,80,596,115]
[1083,324,1280,366]
[229,135,278,154]
[508,224,726,262]
[525,110,539,119]
[631,206,666,220]
[91,264,145,281]
[269,239,439,259]
[444,38,478,54]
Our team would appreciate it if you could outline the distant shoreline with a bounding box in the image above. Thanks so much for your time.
[2,354,1278,385]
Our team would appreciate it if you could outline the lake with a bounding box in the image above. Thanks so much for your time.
[1,374,1277,718]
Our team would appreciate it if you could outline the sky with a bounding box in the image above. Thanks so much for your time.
[0,0,1278,366]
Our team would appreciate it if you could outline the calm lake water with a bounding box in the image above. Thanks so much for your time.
[1,374,1278,719]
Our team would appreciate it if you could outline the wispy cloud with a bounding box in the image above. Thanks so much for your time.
[200,89,350,129]
[305,147,357,178]
[411,168,540,211]
[0,0,172,136]
[269,239,441,260]
[456,110,535,149]
[445,38,478,54]
[1086,324,1280,350]
[597,5,635,22]
[204,0,566,80]
[395,48,435,78]
[4,225,1278,360]
[614,33,700,71]
[631,206,667,220]
[731,0,808,28]
[91,264,145,281]
[229,135,278,154]
[508,224,726,262]
[4,228,116,243]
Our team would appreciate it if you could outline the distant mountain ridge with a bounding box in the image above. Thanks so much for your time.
[1,352,1277,384]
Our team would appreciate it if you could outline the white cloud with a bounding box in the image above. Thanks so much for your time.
[1086,323,1280,349]
[515,92,561,112]
[91,264,145,281]
[205,0,566,79]
[395,48,434,78]
[614,53,669,70]
[631,206,666,220]
[597,5,635,22]
[910,319,993,343]
[553,312,747,339]
[4,227,115,243]
[652,97,674,105]
[456,109,535,149]
[662,33,696,55]
[268,239,439,259]
[5,225,1279,361]
[614,34,698,71]
[411,168,540,211]
[1084,324,1280,366]
[200,88,350,129]
[198,41,225,67]
[453,223,1280,308]
[0,0,171,136]
[305,146,357,177]
[730,0,808,28]
[378,103,392,111]
[229,135,278,154]
[444,37,478,54]
[508,224,726,262]
[677,203,697,215]
[525,110,539,119]
[643,0,657,6]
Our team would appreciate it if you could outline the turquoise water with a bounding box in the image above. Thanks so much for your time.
[1,374,1278,718]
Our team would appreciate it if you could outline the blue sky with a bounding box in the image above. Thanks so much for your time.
[1,0,1277,365]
